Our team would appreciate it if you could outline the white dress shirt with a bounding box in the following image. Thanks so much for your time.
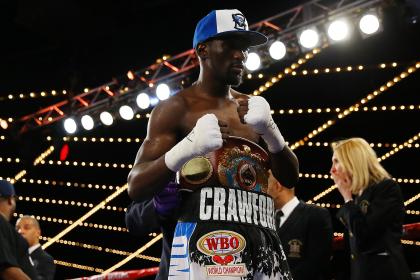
[28,243,41,255]
[278,196,299,228]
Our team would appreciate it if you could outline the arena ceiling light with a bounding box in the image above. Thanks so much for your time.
[0,119,8,130]
[63,118,77,134]
[327,19,351,42]
[119,105,134,120]
[150,97,160,107]
[298,28,320,49]
[156,83,170,101]
[99,111,114,126]
[245,52,261,71]
[359,13,380,35]
[269,41,287,60]
[81,115,94,130]
[136,93,150,109]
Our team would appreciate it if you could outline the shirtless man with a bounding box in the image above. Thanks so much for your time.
[128,9,299,279]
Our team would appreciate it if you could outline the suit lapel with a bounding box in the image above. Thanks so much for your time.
[278,202,305,234]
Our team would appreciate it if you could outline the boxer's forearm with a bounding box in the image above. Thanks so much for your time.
[127,157,174,201]
[0,267,31,280]
[269,145,299,188]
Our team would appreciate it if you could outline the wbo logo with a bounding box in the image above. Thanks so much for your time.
[232,13,247,30]
[197,230,246,265]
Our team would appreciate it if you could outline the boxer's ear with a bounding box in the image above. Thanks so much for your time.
[196,43,208,60]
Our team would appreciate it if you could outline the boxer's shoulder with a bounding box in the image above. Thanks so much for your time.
[153,91,188,115]
[230,89,249,100]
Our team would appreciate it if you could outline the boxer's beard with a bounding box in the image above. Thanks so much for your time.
[227,73,243,87]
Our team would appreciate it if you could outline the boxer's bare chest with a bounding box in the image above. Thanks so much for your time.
[179,97,259,143]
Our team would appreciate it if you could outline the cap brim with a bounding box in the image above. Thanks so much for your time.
[210,30,268,47]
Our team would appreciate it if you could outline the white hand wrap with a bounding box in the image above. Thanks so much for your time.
[244,96,286,153]
[164,114,223,172]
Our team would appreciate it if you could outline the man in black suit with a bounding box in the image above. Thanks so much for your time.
[268,172,333,280]
[0,180,38,280]
[16,216,55,280]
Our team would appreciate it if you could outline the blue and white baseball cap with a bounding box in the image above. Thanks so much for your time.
[193,9,268,49]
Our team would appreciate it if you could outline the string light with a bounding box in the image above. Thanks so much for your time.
[17,196,126,212]
[14,213,127,232]
[0,157,21,163]
[20,178,119,191]
[332,234,420,247]
[247,61,405,80]
[299,173,331,179]
[308,132,420,203]
[40,236,103,251]
[33,146,55,166]
[104,248,160,262]
[0,135,5,141]
[45,136,420,150]
[0,90,68,102]
[1,147,53,185]
[273,105,420,115]
[39,160,133,169]
[406,210,420,216]
[39,236,160,262]
[42,184,128,249]
[299,172,420,185]
[48,136,143,143]
[313,202,341,209]
[305,141,420,149]
[252,46,325,96]
[102,233,163,275]
[404,192,420,206]
[401,239,420,247]
[54,259,103,273]
[290,63,419,150]
[379,132,420,161]
[7,146,55,185]
[306,204,419,217]
[12,171,27,184]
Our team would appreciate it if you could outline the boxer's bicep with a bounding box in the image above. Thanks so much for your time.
[134,133,177,164]
[134,97,185,164]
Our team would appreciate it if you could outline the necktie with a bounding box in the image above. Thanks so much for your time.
[275,210,284,230]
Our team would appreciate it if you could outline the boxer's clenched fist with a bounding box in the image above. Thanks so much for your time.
[240,96,286,153]
[165,114,225,172]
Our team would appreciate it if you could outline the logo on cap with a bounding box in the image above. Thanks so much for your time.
[232,13,247,30]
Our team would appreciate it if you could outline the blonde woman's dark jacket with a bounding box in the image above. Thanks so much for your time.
[336,179,411,280]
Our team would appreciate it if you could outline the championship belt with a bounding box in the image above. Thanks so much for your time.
[177,136,269,194]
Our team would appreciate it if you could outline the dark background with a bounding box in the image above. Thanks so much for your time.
[1,0,419,279]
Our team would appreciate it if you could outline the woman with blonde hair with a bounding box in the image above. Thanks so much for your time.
[330,137,411,280]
